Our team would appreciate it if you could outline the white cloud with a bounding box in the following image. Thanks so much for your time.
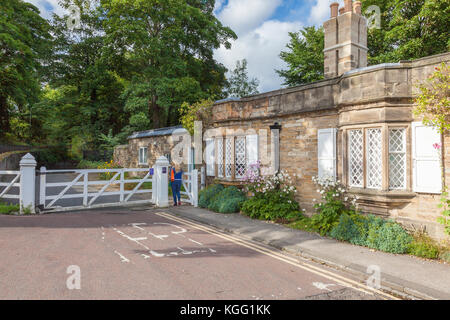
[26,0,66,19]
[217,0,283,35]
[215,19,302,93]
[308,0,344,26]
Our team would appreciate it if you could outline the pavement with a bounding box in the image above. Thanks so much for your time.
[0,207,393,300]
[168,206,450,300]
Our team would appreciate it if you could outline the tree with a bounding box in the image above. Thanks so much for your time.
[179,99,214,135]
[224,59,259,98]
[414,63,450,133]
[414,63,450,235]
[102,0,236,129]
[362,0,450,64]
[276,26,324,87]
[37,0,129,148]
[0,0,51,138]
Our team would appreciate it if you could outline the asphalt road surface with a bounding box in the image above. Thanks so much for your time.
[0,207,397,300]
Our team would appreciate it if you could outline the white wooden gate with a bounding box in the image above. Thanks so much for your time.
[0,171,21,201]
[39,168,154,212]
[180,170,198,207]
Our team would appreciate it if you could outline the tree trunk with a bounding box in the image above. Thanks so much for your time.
[150,95,161,129]
[0,95,10,136]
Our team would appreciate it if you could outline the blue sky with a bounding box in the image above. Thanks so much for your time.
[27,0,341,92]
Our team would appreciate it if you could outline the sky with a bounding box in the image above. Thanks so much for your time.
[26,0,343,93]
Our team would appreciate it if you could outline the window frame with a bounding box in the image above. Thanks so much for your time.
[138,147,148,165]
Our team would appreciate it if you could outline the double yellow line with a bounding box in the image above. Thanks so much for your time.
[153,211,400,300]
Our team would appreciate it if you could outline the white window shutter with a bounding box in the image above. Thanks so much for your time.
[205,139,215,176]
[412,122,442,193]
[246,135,259,166]
[318,128,337,180]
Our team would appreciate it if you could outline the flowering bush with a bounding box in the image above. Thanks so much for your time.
[310,176,358,235]
[241,167,301,221]
[98,160,122,180]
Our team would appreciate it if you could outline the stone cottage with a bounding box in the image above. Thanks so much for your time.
[115,0,450,239]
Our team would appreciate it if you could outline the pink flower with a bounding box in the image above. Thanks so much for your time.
[433,143,442,150]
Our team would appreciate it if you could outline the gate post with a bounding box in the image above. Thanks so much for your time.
[20,153,37,214]
[154,156,169,208]
[192,169,199,207]
[39,166,46,208]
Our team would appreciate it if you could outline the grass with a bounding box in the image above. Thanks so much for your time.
[0,202,20,215]
[287,216,317,233]
[77,160,105,169]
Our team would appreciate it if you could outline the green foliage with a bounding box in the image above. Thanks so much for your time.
[368,222,413,254]
[407,233,441,259]
[277,26,324,86]
[77,160,105,169]
[199,184,225,209]
[241,189,300,221]
[413,63,450,134]
[362,0,450,65]
[179,99,214,135]
[34,147,69,167]
[0,202,20,215]
[102,0,236,129]
[223,59,259,98]
[329,213,413,254]
[440,251,450,263]
[310,177,358,236]
[437,190,450,236]
[199,184,246,214]
[0,0,51,137]
[287,216,316,233]
[209,186,247,214]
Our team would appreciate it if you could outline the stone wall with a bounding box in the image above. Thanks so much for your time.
[208,52,450,240]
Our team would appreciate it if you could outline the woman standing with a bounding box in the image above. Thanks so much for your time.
[170,164,183,206]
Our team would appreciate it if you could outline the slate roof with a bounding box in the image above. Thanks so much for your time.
[128,125,188,140]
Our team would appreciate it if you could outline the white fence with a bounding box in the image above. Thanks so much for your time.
[0,154,199,214]
[40,168,155,211]
[0,171,21,201]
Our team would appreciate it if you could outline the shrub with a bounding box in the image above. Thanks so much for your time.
[437,190,450,236]
[199,184,224,208]
[77,160,104,169]
[0,202,20,215]
[209,186,246,214]
[440,251,450,263]
[241,189,300,221]
[329,213,368,246]
[367,222,413,254]
[34,146,69,167]
[407,233,441,259]
[97,160,122,180]
[241,169,301,221]
[310,176,358,236]
[330,213,413,254]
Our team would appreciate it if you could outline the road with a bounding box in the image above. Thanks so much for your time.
[0,207,397,300]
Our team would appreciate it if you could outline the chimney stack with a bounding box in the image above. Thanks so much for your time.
[330,2,339,18]
[353,1,362,14]
[323,0,368,78]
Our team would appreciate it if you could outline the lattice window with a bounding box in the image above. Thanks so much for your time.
[366,128,382,189]
[348,130,364,187]
[235,137,246,178]
[389,128,406,190]
[216,138,224,178]
[225,138,232,178]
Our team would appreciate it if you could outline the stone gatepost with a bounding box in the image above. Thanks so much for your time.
[154,156,169,208]
[19,153,37,214]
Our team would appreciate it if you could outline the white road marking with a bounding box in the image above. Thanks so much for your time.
[150,250,165,258]
[188,238,203,246]
[114,250,130,263]
[312,282,336,292]
[153,211,399,300]
[131,222,169,240]
[154,223,187,236]
[113,228,150,251]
